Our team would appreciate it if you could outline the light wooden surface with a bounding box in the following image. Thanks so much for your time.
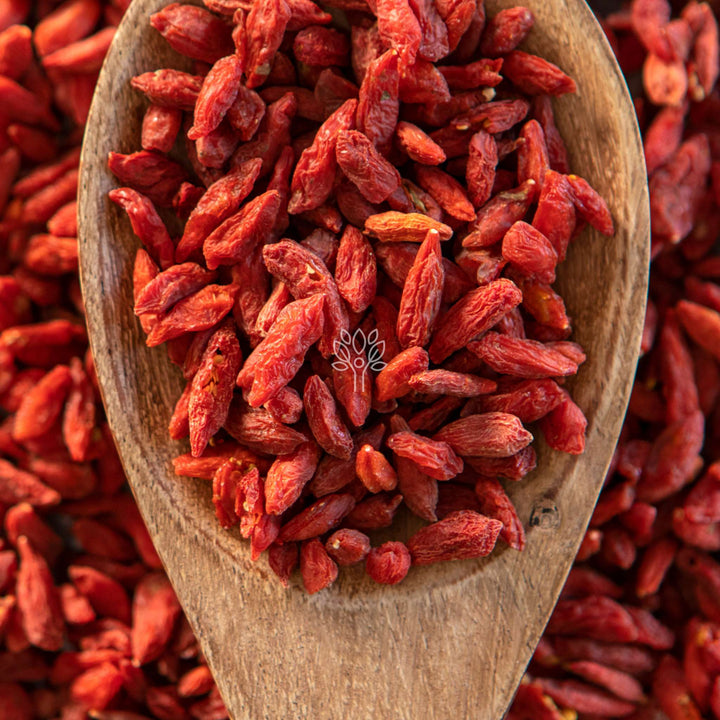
[77,1,650,718]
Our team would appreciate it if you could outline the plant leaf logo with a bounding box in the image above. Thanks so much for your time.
[331,327,387,392]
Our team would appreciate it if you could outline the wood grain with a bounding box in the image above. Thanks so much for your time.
[77,1,650,718]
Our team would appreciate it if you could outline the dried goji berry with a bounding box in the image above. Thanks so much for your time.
[334,225,376,314]
[16,536,64,651]
[481,6,535,56]
[280,493,355,542]
[261,238,347,357]
[465,128,497,208]
[387,430,463,480]
[325,528,370,566]
[299,538,338,594]
[225,401,306,456]
[141,104,182,154]
[244,0,291,88]
[188,54,243,140]
[407,510,502,565]
[264,441,321,516]
[395,229,444,348]
[294,25,349,67]
[203,190,281,270]
[365,210,453,243]
[107,151,187,209]
[336,129,401,204]
[187,322,241,457]
[395,121,446,165]
[365,541,411,584]
[145,284,235,347]
[356,445,398,493]
[464,179,537,248]
[288,98,356,214]
[474,476,525,550]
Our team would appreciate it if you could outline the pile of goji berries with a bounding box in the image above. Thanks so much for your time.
[511,0,720,717]
[0,0,231,717]
[109,0,614,592]
[0,0,718,717]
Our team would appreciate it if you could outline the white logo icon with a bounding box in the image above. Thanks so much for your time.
[331,328,387,393]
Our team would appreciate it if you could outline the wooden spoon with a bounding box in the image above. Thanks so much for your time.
[78,0,649,717]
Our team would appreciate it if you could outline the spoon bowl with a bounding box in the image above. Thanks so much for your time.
[78,1,649,717]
